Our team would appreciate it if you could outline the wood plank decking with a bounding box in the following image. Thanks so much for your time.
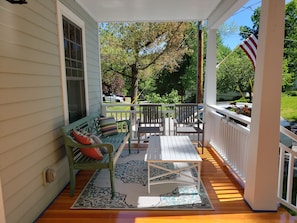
[36,145,296,223]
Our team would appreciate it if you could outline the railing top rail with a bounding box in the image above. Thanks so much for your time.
[207,104,251,126]
[102,103,204,108]
[280,125,297,142]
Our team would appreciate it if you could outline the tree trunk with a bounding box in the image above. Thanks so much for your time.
[131,64,139,104]
[130,64,139,125]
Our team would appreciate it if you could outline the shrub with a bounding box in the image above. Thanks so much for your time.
[285,91,297,96]
[145,90,180,104]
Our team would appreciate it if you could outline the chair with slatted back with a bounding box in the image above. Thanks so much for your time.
[174,103,204,153]
[137,104,164,152]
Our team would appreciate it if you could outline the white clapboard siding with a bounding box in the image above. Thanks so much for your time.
[0,0,101,222]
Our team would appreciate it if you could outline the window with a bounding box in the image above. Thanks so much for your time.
[61,15,86,123]
[58,2,89,124]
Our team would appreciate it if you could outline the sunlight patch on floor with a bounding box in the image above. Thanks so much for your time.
[210,180,243,202]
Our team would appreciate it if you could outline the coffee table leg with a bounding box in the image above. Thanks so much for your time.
[148,162,151,194]
[197,162,201,192]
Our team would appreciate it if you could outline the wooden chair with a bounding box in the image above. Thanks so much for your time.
[174,103,204,153]
[137,104,164,151]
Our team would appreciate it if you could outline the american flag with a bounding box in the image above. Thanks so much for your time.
[239,34,258,69]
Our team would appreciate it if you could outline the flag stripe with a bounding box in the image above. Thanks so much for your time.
[239,34,258,69]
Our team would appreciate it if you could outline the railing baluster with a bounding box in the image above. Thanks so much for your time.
[207,104,297,212]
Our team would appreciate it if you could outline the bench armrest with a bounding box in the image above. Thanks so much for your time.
[64,135,114,153]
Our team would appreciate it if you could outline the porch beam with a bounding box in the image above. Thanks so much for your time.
[244,0,285,211]
[208,0,248,29]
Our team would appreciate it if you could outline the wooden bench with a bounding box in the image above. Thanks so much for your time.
[61,114,131,197]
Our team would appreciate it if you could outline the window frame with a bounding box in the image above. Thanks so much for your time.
[57,2,89,125]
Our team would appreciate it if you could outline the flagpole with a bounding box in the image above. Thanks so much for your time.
[216,45,240,68]
[217,34,258,69]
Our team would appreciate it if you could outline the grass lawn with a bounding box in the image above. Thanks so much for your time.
[103,103,131,111]
[103,95,297,122]
[281,94,297,121]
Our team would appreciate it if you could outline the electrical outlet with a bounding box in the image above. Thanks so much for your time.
[42,168,49,186]
[42,167,56,186]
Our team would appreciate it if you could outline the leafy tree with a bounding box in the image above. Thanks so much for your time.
[239,7,260,40]
[102,72,125,95]
[153,22,198,103]
[282,59,294,91]
[99,22,192,103]
[181,22,199,102]
[215,25,256,101]
[217,47,254,102]
[145,89,180,104]
[152,22,211,103]
[239,2,296,91]
[284,0,297,82]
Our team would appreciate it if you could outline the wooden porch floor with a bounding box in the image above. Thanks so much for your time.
[36,146,296,223]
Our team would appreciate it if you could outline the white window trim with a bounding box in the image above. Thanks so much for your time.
[57,1,89,125]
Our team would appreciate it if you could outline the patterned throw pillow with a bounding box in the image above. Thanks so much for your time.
[89,134,108,155]
[72,130,103,160]
[99,117,118,136]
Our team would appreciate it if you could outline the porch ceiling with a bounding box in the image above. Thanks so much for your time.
[76,0,248,28]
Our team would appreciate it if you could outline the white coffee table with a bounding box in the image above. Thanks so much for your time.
[144,135,202,193]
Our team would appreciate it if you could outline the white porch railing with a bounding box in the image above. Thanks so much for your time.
[278,126,297,212]
[102,102,297,212]
[206,103,297,213]
[207,105,250,186]
[101,103,176,139]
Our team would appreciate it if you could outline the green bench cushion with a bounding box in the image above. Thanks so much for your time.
[100,132,128,154]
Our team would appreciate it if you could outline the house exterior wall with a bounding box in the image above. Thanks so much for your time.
[0,0,101,222]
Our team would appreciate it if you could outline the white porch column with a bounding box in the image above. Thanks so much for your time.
[244,0,285,211]
[204,28,217,145]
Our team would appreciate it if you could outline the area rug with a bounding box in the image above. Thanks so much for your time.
[71,149,214,210]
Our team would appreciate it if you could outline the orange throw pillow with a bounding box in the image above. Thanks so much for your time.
[72,130,103,160]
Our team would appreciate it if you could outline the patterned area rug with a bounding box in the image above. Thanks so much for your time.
[71,149,214,210]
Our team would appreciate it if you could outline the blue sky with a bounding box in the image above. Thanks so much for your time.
[222,0,291,50]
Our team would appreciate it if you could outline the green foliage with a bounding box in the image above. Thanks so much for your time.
[282,59,295,91]
[136,22,200,103]
[239,2,297,93]
[153,29,197,102]
[284,0,297,82]
[239,7,260,40]
[216,47,254,102]
[150,22,208,103]
[99,1,297,104]
[217,19,257,102]
[99,22,192,102]
[102,72,125,95]
[286,91,297,96]
[145,90,180,104]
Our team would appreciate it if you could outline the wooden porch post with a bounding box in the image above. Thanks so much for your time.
[197,21,204,104]
[204,28,217,146]
[244,0,285,211]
